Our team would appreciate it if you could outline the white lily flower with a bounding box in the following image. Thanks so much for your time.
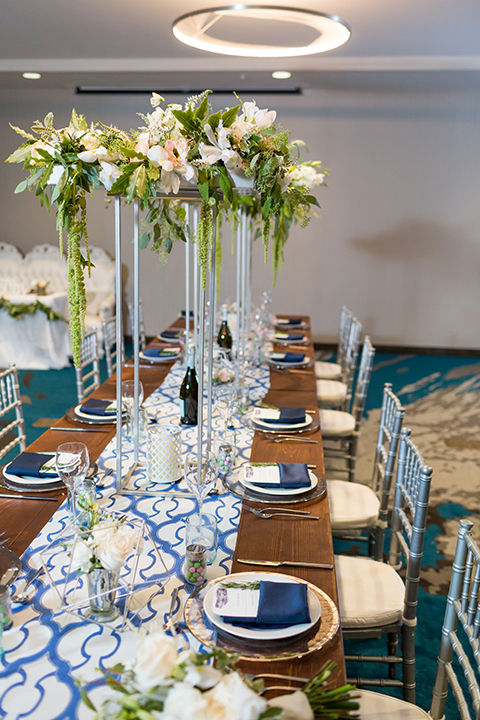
[78,145,113,163]
[147,145,173,171]
[200,122,241,167]
[98,161,122,191]
[46,165,66,186]
[243,101,276,129]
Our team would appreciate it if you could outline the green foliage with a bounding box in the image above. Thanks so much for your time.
[0,296,65,322]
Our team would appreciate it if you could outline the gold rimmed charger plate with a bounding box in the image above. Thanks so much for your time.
[184,571,339,661]
[224,467,326,505]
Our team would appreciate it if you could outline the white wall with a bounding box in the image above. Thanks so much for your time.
[1,85,480,349]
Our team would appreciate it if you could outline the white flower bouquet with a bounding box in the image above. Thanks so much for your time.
[79,626,359,720]
[6,92,327,366]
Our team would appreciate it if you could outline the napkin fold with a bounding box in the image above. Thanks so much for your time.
[276,352,305,363]
[8,452,57,478]
[221,581,310,629]
[275,333,305,342]
[247,463,311,489]
[80,398,116,416]
[263,407,306,425]
[180,310,194,318]
[160,330,180,339]
[277,318,302,326]
[143,347,179,359]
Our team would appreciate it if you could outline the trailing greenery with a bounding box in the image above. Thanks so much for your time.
[0,296,65,322]
[7,93,326,366]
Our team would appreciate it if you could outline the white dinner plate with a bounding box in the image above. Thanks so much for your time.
[203,573,321,641]
[274,320,309,330]
[273,333,307,344]
[158,332,183,344]
[74,403,119,423]
[252,414,312,431]
[139,349,181,363]
[266,356,311,368]
[237,467,318,497]
[3,452,60,485]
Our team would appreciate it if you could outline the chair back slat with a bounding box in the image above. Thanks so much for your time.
[372,383,405,559]
[431,521,480,719]
[0,364,26,461]
[341,318,362,409]
[74,329,101,403]
[350,336,375,421]
[336,306,353,367]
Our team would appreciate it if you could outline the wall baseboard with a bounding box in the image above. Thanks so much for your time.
[313,342,480,357]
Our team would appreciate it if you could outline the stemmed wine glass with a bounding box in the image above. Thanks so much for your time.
[55,442,90,523]
[213,383,237,431]
[184,451,217,519]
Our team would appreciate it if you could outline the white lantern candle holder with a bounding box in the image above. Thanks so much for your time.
[147,424,182,485]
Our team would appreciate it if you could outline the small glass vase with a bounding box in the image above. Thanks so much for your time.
[86,568,120,623]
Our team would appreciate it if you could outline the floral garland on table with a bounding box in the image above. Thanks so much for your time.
[6,92,326,366]
[79,626,359,720]
[0,296,65,322]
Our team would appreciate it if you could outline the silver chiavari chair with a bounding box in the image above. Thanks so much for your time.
[314,305,353,380]
[74,329,101,403]
[320,337,376,483]
[0,364,26,462]
[102,316,125,377]
[354,520,480,718]
[337,428,433,704]
[328,383,405,560]
[316,315,363,411]
[128,299,146,351]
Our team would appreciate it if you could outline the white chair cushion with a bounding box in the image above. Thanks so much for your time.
[316,379,347,404]
[320,409,355,436]
[315,360,342,380]
[335,555,405,628]
[356,690,430,719]
[327,480,380,529]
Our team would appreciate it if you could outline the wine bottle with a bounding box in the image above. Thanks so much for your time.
[217,304,233,358]
[179,344,198,425]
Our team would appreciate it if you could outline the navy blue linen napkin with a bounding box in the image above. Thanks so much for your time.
[250,463,311,489]
[280,353,305,363]
[161,330,180,339]
[8,452,56,478]
[263,407,306,425]
[278,318,302,326]
[285,333,305,341]
[80,398,115,416]
[143,348,178,359]
[180,310,194,318]
[222,581,310,628]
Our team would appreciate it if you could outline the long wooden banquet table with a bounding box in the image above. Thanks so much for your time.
[0,314,345,714]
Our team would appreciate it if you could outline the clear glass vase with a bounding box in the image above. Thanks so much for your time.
[86,568,119,623]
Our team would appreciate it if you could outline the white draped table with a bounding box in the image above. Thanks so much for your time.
[0,292,70,370]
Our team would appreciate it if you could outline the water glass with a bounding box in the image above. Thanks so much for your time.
[55,443,89,522]
[185,513,218,565]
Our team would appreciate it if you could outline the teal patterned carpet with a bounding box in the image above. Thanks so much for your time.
[10,350,480,717]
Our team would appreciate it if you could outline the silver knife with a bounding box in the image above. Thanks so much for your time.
[51,427,111,433]
[237,558,333,569]
[0,493,59,501]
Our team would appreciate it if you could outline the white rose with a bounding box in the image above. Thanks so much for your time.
[70,538,92,573]
[268,691,314,720]
[132,631,178,691]
[163,682,208,720]
[204,672,267,720]
[95,524,139,574]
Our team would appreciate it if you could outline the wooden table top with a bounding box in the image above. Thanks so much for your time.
[1,315,345,687]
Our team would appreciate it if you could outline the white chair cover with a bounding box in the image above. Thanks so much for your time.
[319,408,355,436]
[316,379,347,404]
[335,554,405,628]
[327,480,380,529]
[356,690,430,719]
[314,360,342,380]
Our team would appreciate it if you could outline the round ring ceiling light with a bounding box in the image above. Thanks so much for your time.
[172,5,351,58]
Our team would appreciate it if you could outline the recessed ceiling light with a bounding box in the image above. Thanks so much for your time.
[172,5,351,58]
[22,72,41,80]
[272,71,292,79]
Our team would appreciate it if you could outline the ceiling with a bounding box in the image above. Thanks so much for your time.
[2,0,480,93]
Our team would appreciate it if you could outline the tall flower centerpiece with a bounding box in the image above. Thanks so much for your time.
[79,626,359,719]
[6,92,326,365]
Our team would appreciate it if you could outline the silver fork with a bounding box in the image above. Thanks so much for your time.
[164,587,179,634]
[244,505,319,520]
[0,531,7,546]
[11,567,44,603]
[258,433,318,444]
